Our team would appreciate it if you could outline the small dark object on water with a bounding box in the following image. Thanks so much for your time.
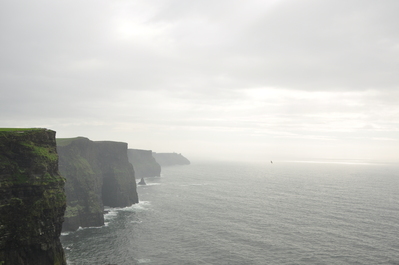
[138,178,146,185]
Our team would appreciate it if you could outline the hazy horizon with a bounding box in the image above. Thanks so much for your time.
[1,0,399,163]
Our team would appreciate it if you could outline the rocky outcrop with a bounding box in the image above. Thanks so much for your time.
[56,137,104,231]
[138,178,146,185]
[57,138,138,231]
[127,149,161,178]
[96,141,138,207]
[152,152,190,167]
[0,128,66,265]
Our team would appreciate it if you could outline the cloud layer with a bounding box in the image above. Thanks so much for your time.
[1,0,398,162]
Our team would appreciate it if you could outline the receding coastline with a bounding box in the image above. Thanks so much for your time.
[0,128,191,264]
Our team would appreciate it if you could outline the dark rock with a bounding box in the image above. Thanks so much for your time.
[96,141,138,207]
[57,138,138,231]
[56,137,104,231]
[138,178,146,185]
[0,128,67,265]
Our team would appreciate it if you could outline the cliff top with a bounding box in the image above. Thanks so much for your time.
[56,137,128,147]
[152,152,190,166]
[0,128,46,133]
[129,148,153,152]
[56,137,88,147]
[0,127,67,264]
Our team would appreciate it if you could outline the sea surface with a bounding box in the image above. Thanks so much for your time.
[61,160,399,265]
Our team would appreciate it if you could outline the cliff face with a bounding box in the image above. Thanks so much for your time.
[56,137,104,231]
[152,152,190,167]
[0,129,66,265]
[57,138,138,231]
[127,149,161,178]
[96,141,138,207]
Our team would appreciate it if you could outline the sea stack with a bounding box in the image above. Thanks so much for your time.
[138,178,146,185]
[0,128,67,265]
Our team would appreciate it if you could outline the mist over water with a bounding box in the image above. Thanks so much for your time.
[61,161,399,265]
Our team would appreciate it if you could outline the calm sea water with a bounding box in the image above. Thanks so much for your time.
[61,161,399,265]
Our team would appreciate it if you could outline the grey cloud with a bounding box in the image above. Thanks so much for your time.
[219,0,399,90]
[3,0,399,97]
[139,0,399,91]
[1,0,399,161]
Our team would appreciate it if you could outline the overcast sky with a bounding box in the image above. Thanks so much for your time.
[1,0,398,163]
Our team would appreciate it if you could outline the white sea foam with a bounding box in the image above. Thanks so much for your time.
[104,201,151,217]
[100,202,151,228]
[76,225,103,231]
[103,208,118,227]
[137,258,151,263]
[104,208,118,219]
[118,200,151,212]
[140,182,161,186]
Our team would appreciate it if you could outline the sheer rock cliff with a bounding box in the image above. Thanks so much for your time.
[127,149,161,178]
[0,128,66,265]
[57,137,138,231]
[56,137,104,231]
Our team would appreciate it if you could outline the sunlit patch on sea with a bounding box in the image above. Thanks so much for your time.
[61,161,399,265]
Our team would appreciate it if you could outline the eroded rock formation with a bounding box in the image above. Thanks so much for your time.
[0,128,66,265]
[97,141,138,207]
[56,137,104,231]
[57,138,138,231]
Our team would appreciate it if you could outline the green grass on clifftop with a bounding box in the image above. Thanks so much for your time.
[0,128,44,133]
[56,137,87,147]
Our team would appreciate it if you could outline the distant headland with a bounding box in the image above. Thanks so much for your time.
[152,152,191,167]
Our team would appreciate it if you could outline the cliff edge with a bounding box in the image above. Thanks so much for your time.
[57,138,138,231]
[127,149,161,178]
[0,128,66,265]
[152,152,190,167]
[96,141,138,207]
[56,137,104,231]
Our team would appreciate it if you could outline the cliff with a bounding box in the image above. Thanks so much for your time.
[56,137,104,231]
[57,138,138,231]
[152,152,190,167]
[96,141,138,207]
[127,149,161,178]
[0,128,66,265]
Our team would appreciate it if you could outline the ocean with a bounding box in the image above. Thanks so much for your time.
[61,161,399,265]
